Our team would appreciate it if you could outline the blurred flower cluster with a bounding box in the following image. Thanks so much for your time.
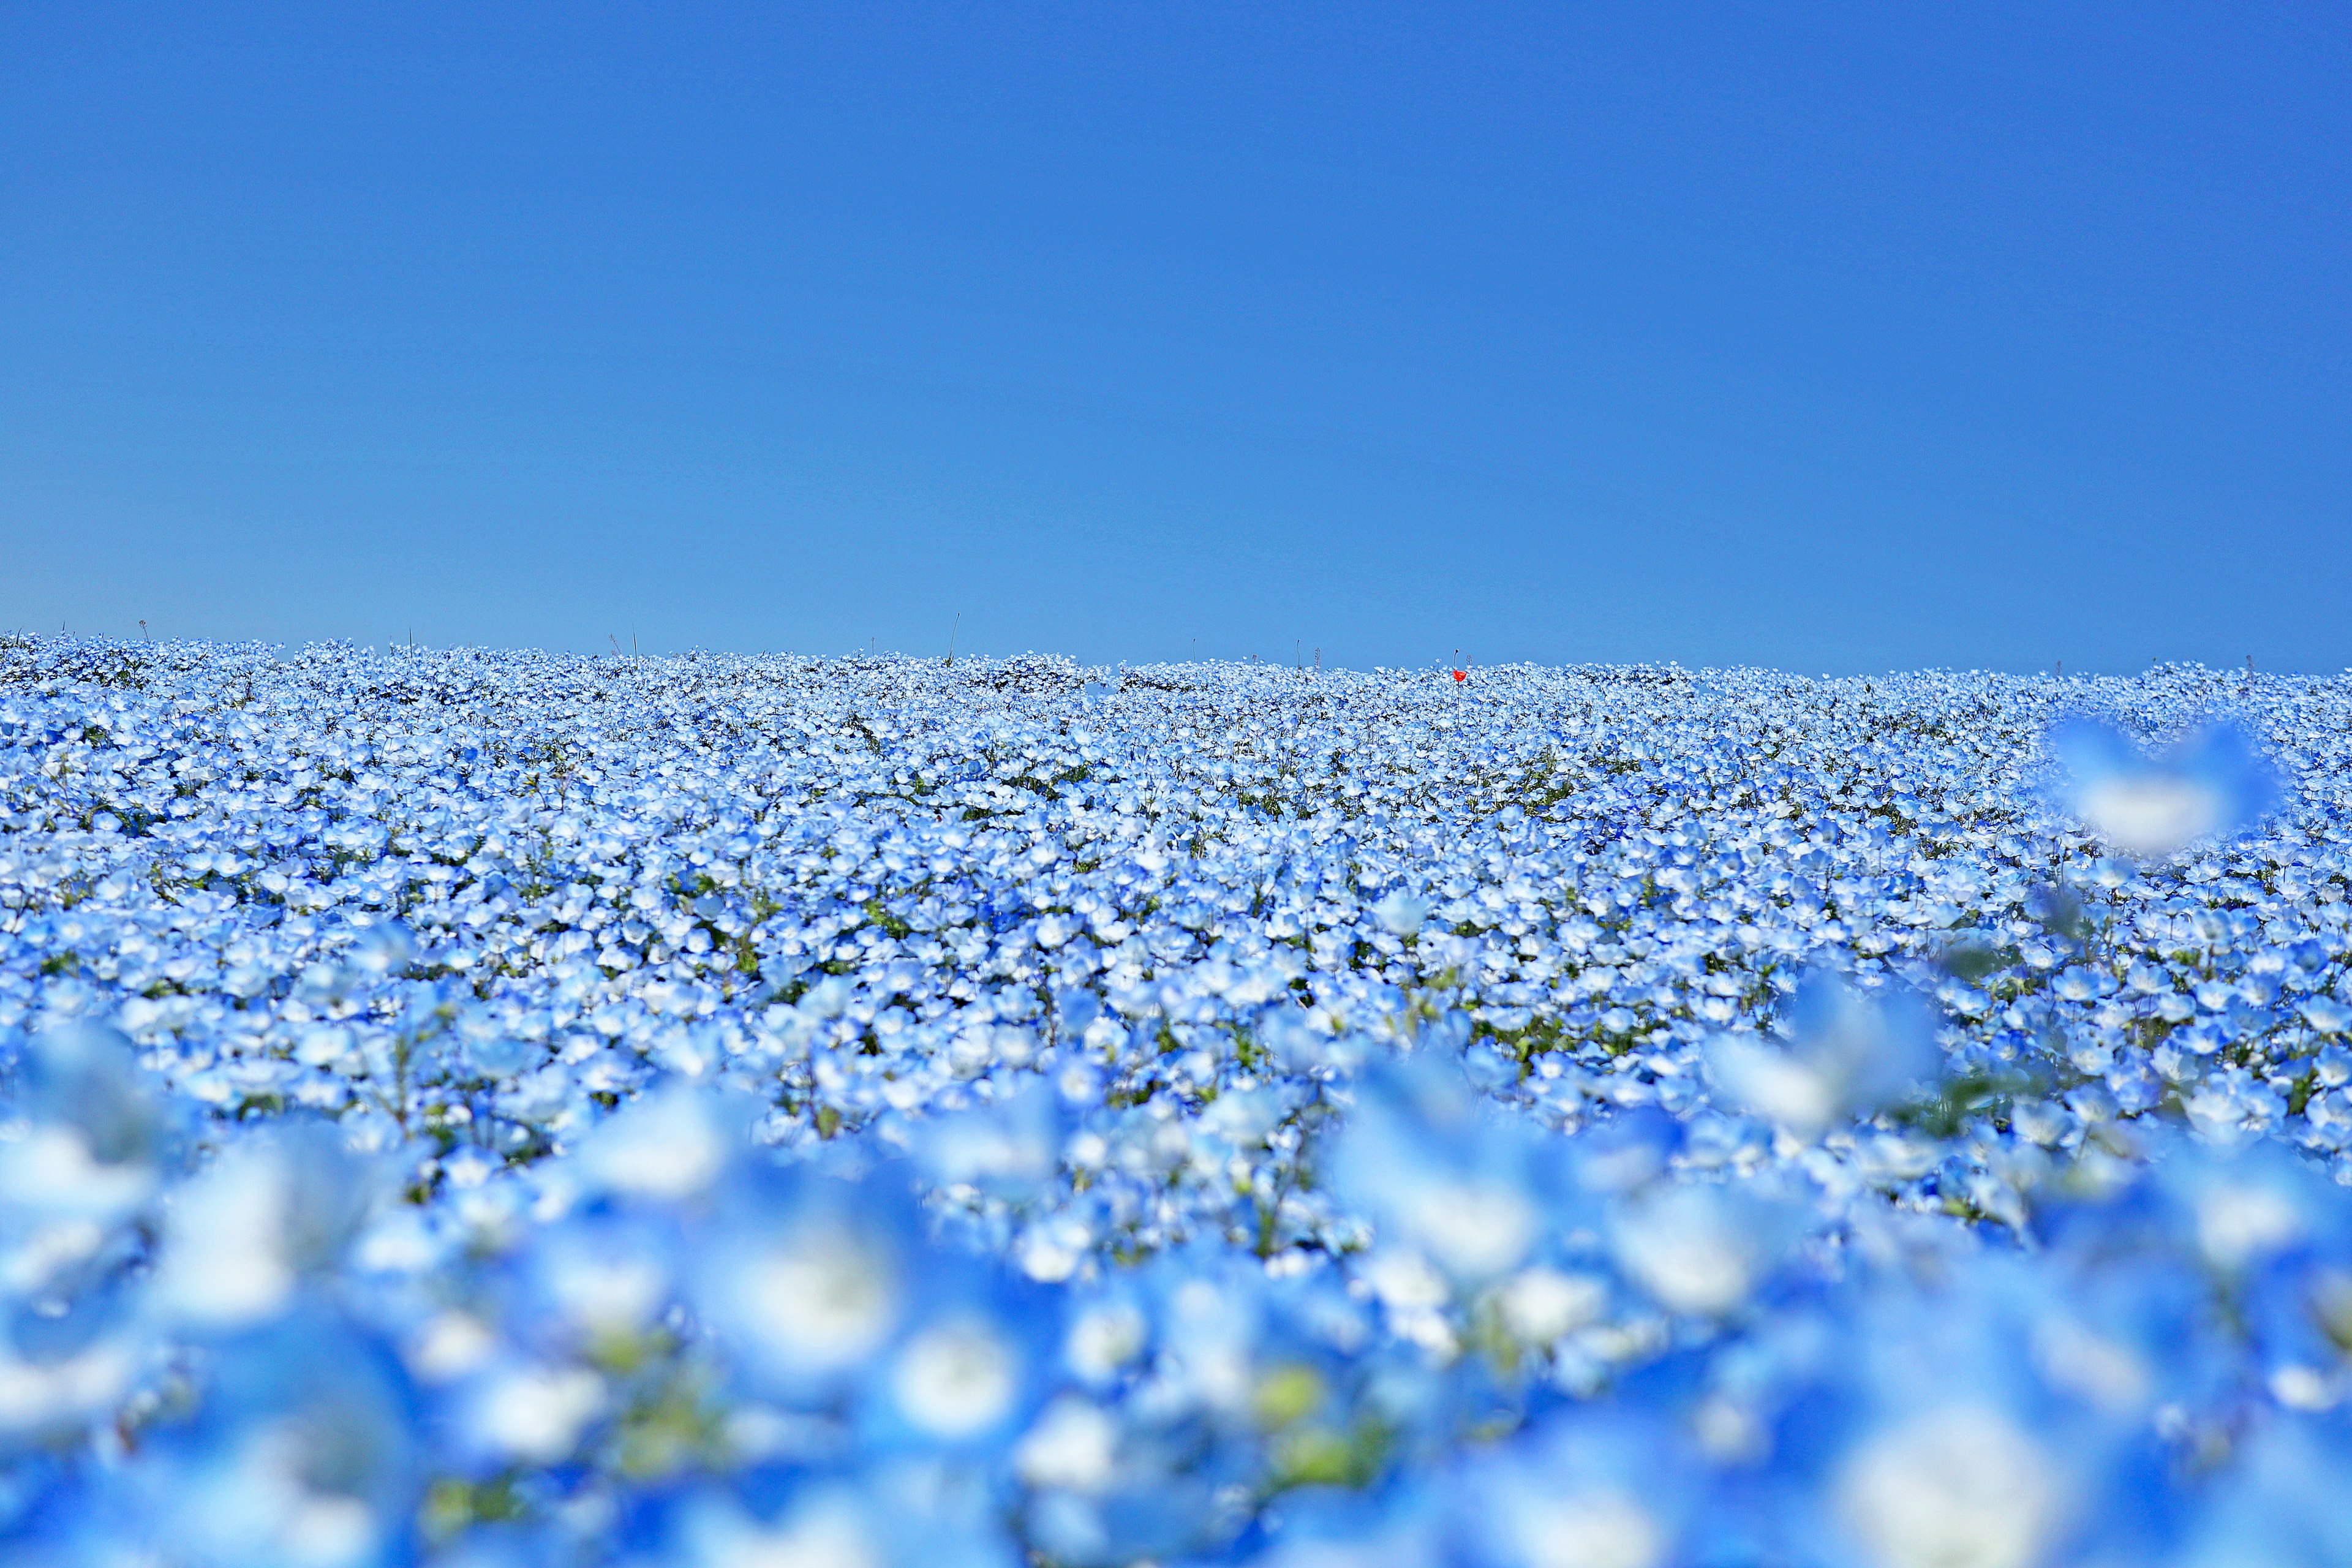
[4,635,2352,1564]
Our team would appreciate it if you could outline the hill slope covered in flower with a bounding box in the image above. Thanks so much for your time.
[7,636,2352,1566]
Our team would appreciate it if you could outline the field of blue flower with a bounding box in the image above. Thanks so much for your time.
[6,634,2352,1566]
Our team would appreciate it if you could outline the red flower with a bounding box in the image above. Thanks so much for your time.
[1452,669,1467,682]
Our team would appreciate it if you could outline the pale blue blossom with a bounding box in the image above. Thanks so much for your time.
[4,637,2351,1564]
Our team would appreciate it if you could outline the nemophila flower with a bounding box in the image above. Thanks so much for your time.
[1324,1056,1555,1289]
[1608,1180,1793,1317]
[12,1021,172,1174]
[507,1204,680,1352]
[2,1027,162,1255]
[2046,718,2280,859]
[2301,995,2352,1036]
[154,1121,379,1328]
[914,1076,1068,1202]
[875,1302,1032,1447]
[1831,1403,2065,1568]
[1702,972,1939,1140]
[1370,889,1430,937]
[689,1163,917,1401]
[453,1357,608,1469]
[126,1306,425,1568]
[653,1469,1023,1568]
[578,1080,741,1202]
[13,637,2352,1561]
[1453,1409,1702,1568]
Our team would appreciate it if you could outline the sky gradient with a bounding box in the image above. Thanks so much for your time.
[4,2,2348,673]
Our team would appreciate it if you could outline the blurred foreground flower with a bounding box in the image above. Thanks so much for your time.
[1703,973,1940,1140]
[2047,718,2278,859]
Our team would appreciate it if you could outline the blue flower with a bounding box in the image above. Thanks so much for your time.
[11,638,2352,1562]
[2046,718,2280,859]
[1702,971,1939,1140]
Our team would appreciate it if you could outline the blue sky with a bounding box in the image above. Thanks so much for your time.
[4,2,2347,673]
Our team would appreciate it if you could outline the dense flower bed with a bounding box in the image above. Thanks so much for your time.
[6,635,2352,1566]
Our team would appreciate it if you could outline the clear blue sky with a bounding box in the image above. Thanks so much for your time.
[4,2,2347,673]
